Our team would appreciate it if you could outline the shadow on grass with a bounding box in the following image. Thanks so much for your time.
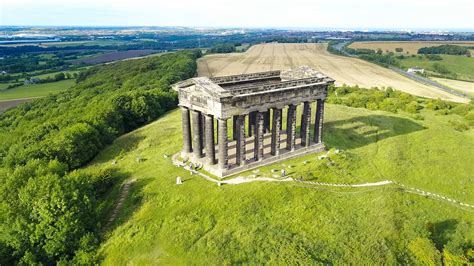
[93,134,147,165]
[427,219,459,250]
[324,114,425,150]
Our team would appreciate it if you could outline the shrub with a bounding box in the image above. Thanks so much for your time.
[379,98,402,113]
[408,238,441,265]
[426,54,442,61]
[405,101,420,113]
[449,120,469,132]
[432,63,451,74]
[464,111,474,126]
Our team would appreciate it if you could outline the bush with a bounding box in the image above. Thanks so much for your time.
[426,54,442,61]
[449,120,469,132]
[412,114,424,120]
[408,238,441,265]
[432,63,451,74]
[405,101,420,113]
[464,111,474,126]
[379,98,403,113]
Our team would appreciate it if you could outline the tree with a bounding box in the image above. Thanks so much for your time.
[54,72,65,81]
[0,160,97,263]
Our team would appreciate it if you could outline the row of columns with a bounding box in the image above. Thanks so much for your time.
[181,99,325,171]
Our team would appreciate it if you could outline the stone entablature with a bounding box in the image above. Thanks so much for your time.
[172,66,335,178]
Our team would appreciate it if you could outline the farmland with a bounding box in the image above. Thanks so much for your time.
[348,41,474,54]
[198,43,468,102]
[0,79,75,101]
[70,49,161,64]
[432,78,474,97]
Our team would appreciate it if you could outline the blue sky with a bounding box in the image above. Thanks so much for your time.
[1,0,473,30]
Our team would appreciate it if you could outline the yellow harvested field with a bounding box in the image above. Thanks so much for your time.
[348,41,474,54]
[197,43,468,103]
[431,78,474,97]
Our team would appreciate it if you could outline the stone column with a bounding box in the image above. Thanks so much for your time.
[301,101,312,147]
[248,111,256,137]
[314,100,325,144]
[232,116,238,140]
[271,107,281,156]
[181,107,192,153]
[218,118,228,169]
[235,115,246,166]
[201,113,206,146]
[254,112,264,161]
[192,110,203,158]
[286,104,297,151]
[263,110,271,133]
[204,115,215,165]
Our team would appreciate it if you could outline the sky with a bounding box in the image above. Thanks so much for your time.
[1,0,473,30]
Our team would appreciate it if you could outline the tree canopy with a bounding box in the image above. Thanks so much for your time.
[0,49,201,263]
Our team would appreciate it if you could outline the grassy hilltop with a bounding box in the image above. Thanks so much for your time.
[86,101,474,264]
[1,49,473,264]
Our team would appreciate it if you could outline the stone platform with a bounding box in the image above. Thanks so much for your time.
[182,132,325,178]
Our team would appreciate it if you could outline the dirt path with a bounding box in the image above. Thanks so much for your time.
[172,153,473,210]
[105,179,135,229]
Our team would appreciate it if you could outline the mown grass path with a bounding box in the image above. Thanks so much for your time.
[173,154,474,211]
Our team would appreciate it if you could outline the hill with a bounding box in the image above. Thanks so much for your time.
[0,50,201,264]
[197,43,467,103]
[84,95,474,264]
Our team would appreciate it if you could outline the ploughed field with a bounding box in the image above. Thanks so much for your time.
[348,41,474,55]
[198,43,467,102]
[70,49,160,64]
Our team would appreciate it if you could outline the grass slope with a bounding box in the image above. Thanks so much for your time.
[83,103,474,264]
[0,79,75,100]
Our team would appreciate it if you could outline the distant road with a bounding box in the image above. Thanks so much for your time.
[331,42,470,101]
[388,66,470,99]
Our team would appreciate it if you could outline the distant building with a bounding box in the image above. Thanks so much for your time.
[407,67,424,74]
[24,78,41,85]
[0,70,7,74]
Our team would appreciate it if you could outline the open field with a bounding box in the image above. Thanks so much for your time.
[432,78,474,97]
[197,43,468,102]
[398,54,474,81]
[83,103,474,264]
[349,41,474,54]
[0,79,75,101]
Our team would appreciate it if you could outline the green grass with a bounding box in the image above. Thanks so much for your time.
[399,55,474,81]
[81,104,474,264]
[0,79,75,100]
[31,70,80,79]
[0,83,12,91]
